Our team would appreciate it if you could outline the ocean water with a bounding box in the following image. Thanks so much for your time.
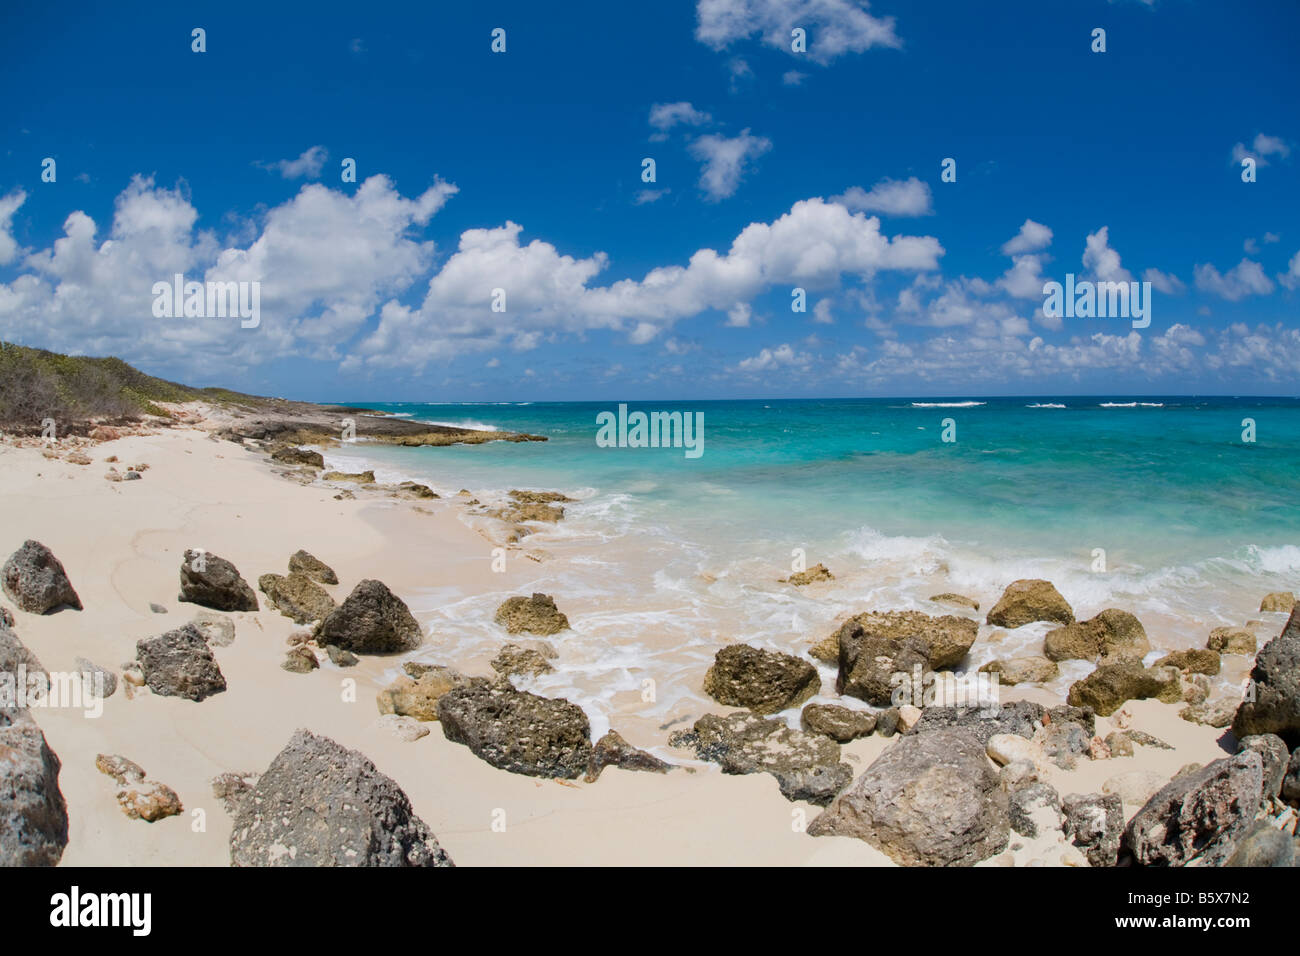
[323,397,1300,739]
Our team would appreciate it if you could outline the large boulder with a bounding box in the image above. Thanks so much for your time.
[135,624,227,701]
[230,729,452,866]
[1122,752,1264,866]
[831,610,978,705]
[269,446,324,468]
[1066,659,1181,717]
[1153,648,1221,675]
[1,540,81,614]
[493,593,570,635]
[1232,606,1300,747]
[178,549,258,612]
[288,549,338,585]
[0,706,68,865]
[1207,627,1257,655]
[437,681,592,779]
[1043,609,1149,663]
[672,711,851,805]
[1260,592,1296,613]
[1236,734,1290,801]
[258,572,336,625]
[703,644,819,714]
[808,728,1009,866]
[801,703,877,742]
[985,579,1074,628]
[315,580,422,654]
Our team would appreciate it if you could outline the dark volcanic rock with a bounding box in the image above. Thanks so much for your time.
[584,731,671,783]
[437,680,592,779]
[315,579,421,654]
[1236,734,1290,801]
[177,549,258,612]
[703,644,819,714]
[0,706,68,866]
[135,624,227,701]
[909,700,1046,745]
[1063,793,1124,867]
[288,549,338,585]
[1232,605,1300,747]
[270,445,324,468]
[230,729,452,866]
[1,540,81,614]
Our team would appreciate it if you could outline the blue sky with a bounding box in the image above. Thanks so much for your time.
[1,0,1297,400]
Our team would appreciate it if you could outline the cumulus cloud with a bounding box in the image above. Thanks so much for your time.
[1000,219,1052,256]
[0,189,26,265]
[689,129,772,201]
[1231,133,1290,168]
[1193,259,1275,300]
[833,177,933,217]
[737,342,808,371]
[256,146,329,180]
[695,0,901,65]
[1279,250,1300,291]
[1082,226,1132,283]
[648,102,712,132]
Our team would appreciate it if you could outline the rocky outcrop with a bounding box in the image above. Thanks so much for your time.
[135,624,227,701]
[321,470,375,483]
[437,681,592,779]
[1066,659,1181,716]
[0,706,68,865]
[784,563,833,586]
[808,728,1009,866]
[269,445,324,468]
[1154,648,1221,675]
[1122,752,1263,866]
[985,579,1074,629]
[493,593,570,635]
[1232,606,1300,746]
[230,729,453,866]
[703,644,819,714]
[95,754,182,822]
[1207,626,1257,655]
[377,666,470,721]
[178,549,258,612]
[288,550,338,585]
[801,703,877,742]
[258,572,336,625]
[1043,609,1148,663]
[1260,591,1296,613]
[315,579,422,654]
[1062,793,1123,867]
[831,610,978,705]
[672,711,851,805]
[584,731,671,783]
[1,540,81,614]
[979,656,1059,686]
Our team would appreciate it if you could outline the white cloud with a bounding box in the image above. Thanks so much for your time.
[737,342,808,371]
[689,129,772,201]
[998,254,1046,300]
[1142,267,1185,295]
[812,298,833,324]
[696,0,901,65]
[648,102,712,131]
[0,189,26,266]
[1278,250,1300,290]
[1082,226,1132,283]
[1000,219,1052,255]
[257,146,329,180]
[634,188,670,205]
[1231,133,1290,168]
[726,302,753,326]
[782,70,807,85]
[1193,259,1275,300]
[833,177,933,217]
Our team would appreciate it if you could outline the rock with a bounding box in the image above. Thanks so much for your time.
[1008,782,1061,838]
[1043,609,1149,663]
[1284,747,1300,803]
[801,703,877,742]
[324,644,358,667]
[72,658,117,699]
[897,704,923,732]
[258,572,336,625]
[1261,591,1296,613]
[189,611,235,647]
[1182,673,1211,705]
[1062,793,1124,867]
[1208,626,1257,655]
[1181,699,1236,728]
[281,646,318,673]
[979,656,1059,686]
[395,481,438,499]
[270,446,324,468]
[1232,606,1300,746]
[1122,752,1264,866]
[1237,734,1290,801]
[676,711,851,805]
[1066,659,1182,716]
[178,549,258,612]
[1000,760,1038,791]
[1226,820,1295,867]
[1154,648,1222,675]
[875,708,900,737]
[321,470,375,483]
[929,592,979,612]
[1041,721,1090,769]
[703,644,820,714]
[490,642,556,678]
[135,624,227,701]
[377,714,430,742]
[833,610,978,704]
[1127,730,1174,750]
[987,733,1040,767]
[0,707,68,865]
[230,729,452,866]
[985,579,1074,629]
[0,624,47,688]
[288,549,338,585]
[1103,770,1167,807]
[808,729,1009,866]
[493,593,570,635]
[437,681,593,779]
[148,602,167,614]
[211,771,257,815]
[785,563,833,586]
[808,632,840,664]
[584,731,671,783]
[1104,731,1134,757]
[1,540,82,614]
[377,666,469,721]
[95,754,181,822]
[910,700,1047,745]
[315,579,422,654]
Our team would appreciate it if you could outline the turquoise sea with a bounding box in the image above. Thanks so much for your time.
[322,396,1300,734]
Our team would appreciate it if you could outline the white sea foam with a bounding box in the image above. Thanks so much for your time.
[911,401,986,408]
[1027,403,1066,408]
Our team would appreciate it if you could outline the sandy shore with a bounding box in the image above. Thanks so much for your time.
[0,424,1250,866]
